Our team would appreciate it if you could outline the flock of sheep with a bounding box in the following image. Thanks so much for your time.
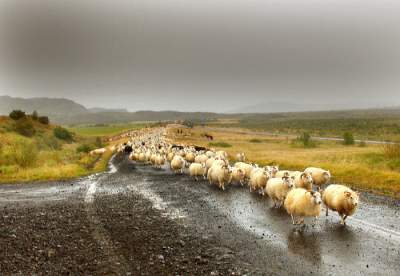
[118,128,360,226]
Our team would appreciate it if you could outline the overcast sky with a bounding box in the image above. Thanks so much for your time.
[0,0,400,112]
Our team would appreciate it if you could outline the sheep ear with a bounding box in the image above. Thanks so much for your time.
[344,191,351,197]
[309,191,315,196]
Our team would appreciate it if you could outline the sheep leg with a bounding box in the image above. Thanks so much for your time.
[340,214,345,225]
[291,214,296,225]
[325,207,329,216]
[343,215,348,225]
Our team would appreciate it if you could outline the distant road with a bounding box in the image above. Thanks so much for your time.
[202,126,398,145]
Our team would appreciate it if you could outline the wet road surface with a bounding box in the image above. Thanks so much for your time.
[1,154,400,275]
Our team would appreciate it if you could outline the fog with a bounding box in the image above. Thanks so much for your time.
[1,0,400,112]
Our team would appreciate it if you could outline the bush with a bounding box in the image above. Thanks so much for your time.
[249,138,262,143]
[343,132,355,145]
[208,142,232,148]
[358,141,367,147]
[9,139,38,168]
[95,137,103,148]
[31,110,38,120]
[76,144,92,153]
[53,127,73,141]
[14,118,36,137]
[295,132,316,148]
[382,144,400,159]
[42,135,61,150]
[38,116,49,125]
[9,110,26,120]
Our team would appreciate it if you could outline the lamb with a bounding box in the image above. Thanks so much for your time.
[170,155,186,174]
[266,176,294,208]
[294,172,313,191]
[322,184,359,225]
[304,167,331,188]
[230,167,246,185]
[284,188,322,225]
[189,163,207,181]
[207,164,232,190]
[249,169,270,194]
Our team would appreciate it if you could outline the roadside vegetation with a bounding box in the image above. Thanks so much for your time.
[171,126,400,198]
[67,123,151,137]
[0,111,130,183]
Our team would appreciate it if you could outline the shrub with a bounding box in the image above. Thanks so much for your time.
[358,141,367,147]
[14,118,36,137]
[343,132,355,145]
[208,142,232,148]
[382,144,400,159]
[95,137,103,148]
[43,135,61,150]
[77,144,92,153]
[9,139,38,168]
[295,132,316,148]
[9,110,26,120]
[31,110,38,120]
[53,127,73,141]
[38,116,49,125]
[249,138,262,143]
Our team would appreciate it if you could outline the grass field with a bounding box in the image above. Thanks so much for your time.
[0,116,137,183]
[170,126,400,198]
[68,123,151,136]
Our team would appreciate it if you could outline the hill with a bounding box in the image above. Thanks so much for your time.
[0,115,115,183]
[0,95,88,115]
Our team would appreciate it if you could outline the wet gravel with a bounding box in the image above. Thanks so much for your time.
[1,153,400,275]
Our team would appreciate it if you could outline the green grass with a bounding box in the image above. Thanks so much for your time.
[208,141,232,148]
[0,116,138,183]
[68,123,149,137]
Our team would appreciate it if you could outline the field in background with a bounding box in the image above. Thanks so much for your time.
[170,126,400,198]
[206,109,400,142]
[67,122,151,137]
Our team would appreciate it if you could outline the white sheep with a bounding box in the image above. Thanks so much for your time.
[266,176,294,208]
[236,152,246,162]
[170,155,185,174]
[322,184,359,225]
[154,155,165,169]
[284,188,322,225]
[194,154,208,164]
[294,172,313,191]
[304,167,331,188]
[207,164,232,190]
[229,167,246,186]
[189,163,207,181]
[234,162,255,180]
[249,169,270,194]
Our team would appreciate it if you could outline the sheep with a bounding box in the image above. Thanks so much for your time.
[249,169,270,194]
[266,166,279,178]
[170,155,186,174]
[195,154,208,164]
[167,152,175,162]
[89,148,107,155]
[236,152,246,162]
[322,184,359,225]
[216,150,228,159]
[304,167,331,188]
[275,170,291,178]
[230,167,246,186]
[138,152,147,162]
[294,172,313,191]
[234,162,256,180]
[154,155,165,169]
[266,176,294,208]
[185,151,196,163]
[284,188,322,225]
[207,164,232,190]
[206,150,215,158]
[189,163,207,181]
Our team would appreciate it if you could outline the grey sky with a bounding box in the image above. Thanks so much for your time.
[0,0,400,112]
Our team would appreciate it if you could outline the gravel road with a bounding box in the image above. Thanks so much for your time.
[1,153,399,275]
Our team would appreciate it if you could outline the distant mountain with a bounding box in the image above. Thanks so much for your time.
[0,95,88,115]
[88,107,128,113]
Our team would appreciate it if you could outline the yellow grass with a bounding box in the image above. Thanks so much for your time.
[170,126,400,198]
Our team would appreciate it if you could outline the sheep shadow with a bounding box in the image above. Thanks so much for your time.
[286,229,322,264]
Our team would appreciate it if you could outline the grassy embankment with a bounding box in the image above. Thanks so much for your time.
[170,126,400,198]
[0,116,135,183]
[68,123,149,137]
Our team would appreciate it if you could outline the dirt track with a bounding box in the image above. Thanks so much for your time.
[1,153,400,275]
